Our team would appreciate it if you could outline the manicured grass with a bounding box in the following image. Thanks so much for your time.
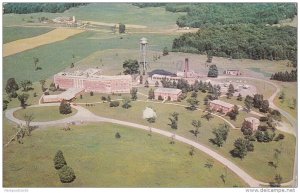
[3,27,54,44]
[273,81,297,119]
[82,100,295,182]
[13,106,77,122]
[3,123,247,187]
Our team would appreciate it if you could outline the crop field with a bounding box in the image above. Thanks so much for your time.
[82,100,295,183]
[3,123,247,187]
[3,28,84,57]
[3,26,54,44]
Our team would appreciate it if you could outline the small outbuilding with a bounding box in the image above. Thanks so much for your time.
[154,87,182,101]
[209,100,234,114]
[244,117,260,131]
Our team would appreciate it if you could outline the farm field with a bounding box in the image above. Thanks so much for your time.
[3,123,247,187]
[82,100,295,183]
[3,28,84,57]
[3,26,54,44]
[14,106,77,122]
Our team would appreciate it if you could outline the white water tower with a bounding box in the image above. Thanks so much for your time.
[139,37,148,74]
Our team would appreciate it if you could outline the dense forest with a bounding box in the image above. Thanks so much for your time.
[3,3,88,14]
[133,3,297,27]
[172,25,297,66]
[270,70,297,82]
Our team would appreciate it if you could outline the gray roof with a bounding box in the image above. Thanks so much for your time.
[154,87,182,95]
[210,100,234,108]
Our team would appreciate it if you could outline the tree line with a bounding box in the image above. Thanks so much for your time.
[270,69,297,82]
[133,3,297,27]
[172,24,297,67]
[4,3,88,14]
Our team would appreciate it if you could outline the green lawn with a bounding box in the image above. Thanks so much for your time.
[3,27,54,44]
[3,123,247,187]
[82,100,295,183]
[13,106,77,122]
[273,81,297,119]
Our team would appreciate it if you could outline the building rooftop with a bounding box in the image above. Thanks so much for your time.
[245,117,260,123]
[59,88,84,100]
[55,68,132,80]
[154,87,182,95]
[210,100,234,108]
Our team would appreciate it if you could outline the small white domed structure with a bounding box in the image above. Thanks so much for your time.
[143,107,157,119]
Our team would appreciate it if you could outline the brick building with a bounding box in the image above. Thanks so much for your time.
[244,117,260,131]
[154,88,182,101]
[54,68,132,94]
[209,100,234,114]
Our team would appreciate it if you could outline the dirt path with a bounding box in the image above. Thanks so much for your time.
[3,28,85,57]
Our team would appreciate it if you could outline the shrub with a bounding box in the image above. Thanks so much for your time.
[101,96,107,101]
[274,134,285,141]
[158,95,163,101]
[90,91,94,96]
[59,100,72,114]
[109,101,120,107]
[167,96,171,101]
[115,132,121,138]
[53,150,67,170]
[33,92,37,97]
[58,165,76,183]
[259,116,269,122]
[44,91,49,95]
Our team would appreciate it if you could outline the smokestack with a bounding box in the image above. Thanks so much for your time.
[184,58,189,78]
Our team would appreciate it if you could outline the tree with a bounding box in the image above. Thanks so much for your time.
[5,78,19,96]
[59,100,72,114]
[226,84,235,99]
[144,80,149,88]
[163,47,169,56]
[207,64,218,77]
[241,120,253,136]
[119,23,126,33]
[244,95,254,112]
[206,52,213,63]
[58,165,76,183]
[39,79,46,92]
[189,146,195,156]
[168,112,179,130]
[33,57,39,70]
[53,150,67,170]
[210,124,229,147]
[18,93,29,109]
[230,138,254,159]
[20,80,32,92]
[49,82,57,92]
[3,100,9,111]
[260,100,269,113]
[202,111,213,121]
[90,91,94,96]
[204,159,214,170]
[70,63,74,68]
[191,91,197,98]
[270,174,283,187]
[187,97,199,110]
[253,94,264,108]
[139,75,143,84]
[155,81,159,87]
[148,88,155,99]
[115,132,121,138]
[109,101,120,107]
[279,91,285,102]
[24,113,34,136]
[191,120,201,137]
[227,105,239,120]
[130,88,138,101]
[123,59,139,75]
[122,97,131,109]
[237,93,243,101]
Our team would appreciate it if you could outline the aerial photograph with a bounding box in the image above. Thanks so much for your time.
[2,2,297,190]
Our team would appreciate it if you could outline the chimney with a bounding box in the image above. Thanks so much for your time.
[184,58,189,78]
